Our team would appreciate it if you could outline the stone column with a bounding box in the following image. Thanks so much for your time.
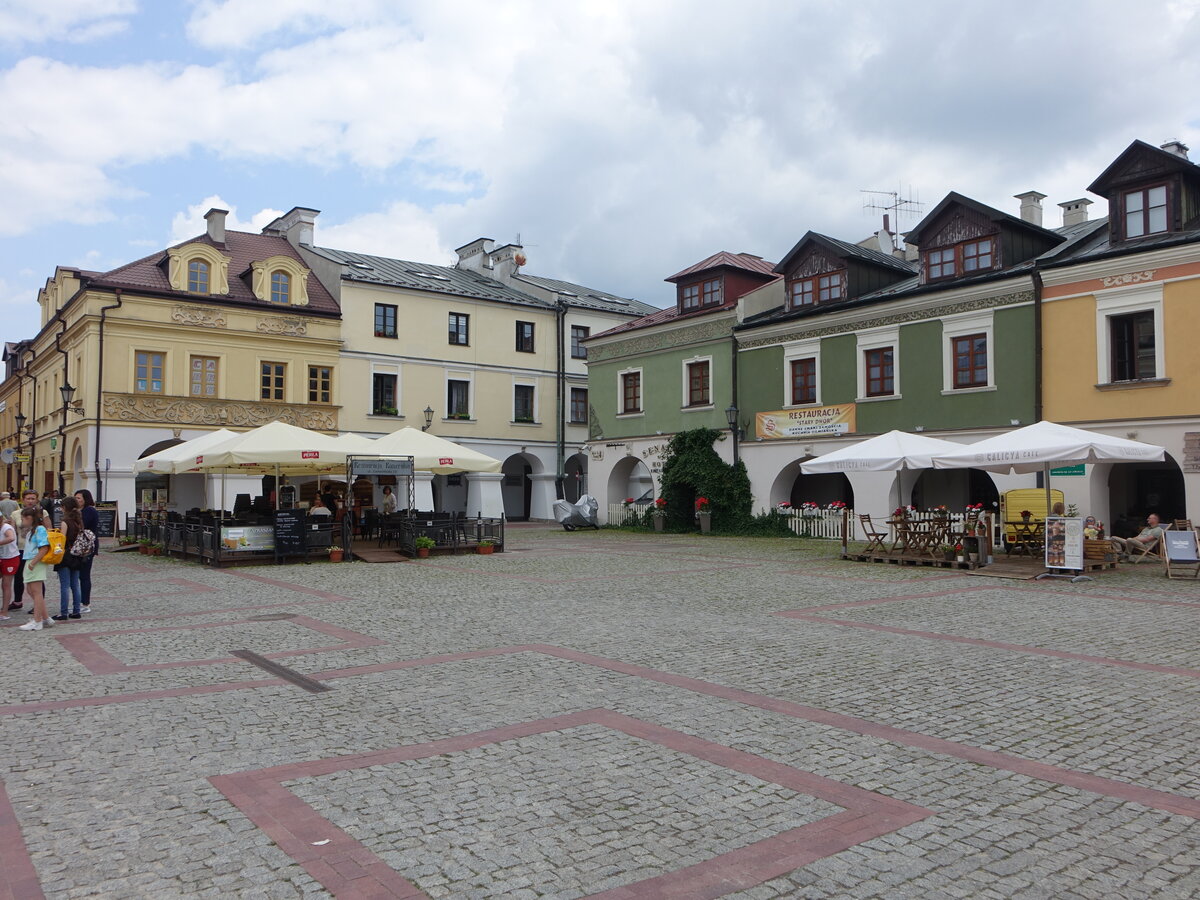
[413,472,435,511]
[528,473,558,521]
[465,472,505,518]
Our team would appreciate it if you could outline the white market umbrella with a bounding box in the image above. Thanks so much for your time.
[930,420,1166,516]
[184,422,354,474]
[133,429,239,475]
[801,430,963,474]
[364,427,502,474]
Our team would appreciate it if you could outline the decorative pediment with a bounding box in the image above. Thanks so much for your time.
[1089,140,1197,194]
[166,243,230,295]
[923,207,997,249]
[248,254,310,306]
[789,247,844,279]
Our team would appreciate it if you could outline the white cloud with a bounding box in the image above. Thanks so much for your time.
[318,201,451,264]
[0,0,135,45]
[185,0,390,50]
[169,196,286,242]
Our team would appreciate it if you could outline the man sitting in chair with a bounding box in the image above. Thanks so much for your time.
[1111,513,1164,561]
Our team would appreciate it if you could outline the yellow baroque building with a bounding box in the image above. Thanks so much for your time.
[1,208,342,519]
[1040,139,1200,528]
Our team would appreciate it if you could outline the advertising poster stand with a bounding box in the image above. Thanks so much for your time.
[1036,516,1092,583]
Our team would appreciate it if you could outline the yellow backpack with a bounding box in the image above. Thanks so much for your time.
[43,529,66,566]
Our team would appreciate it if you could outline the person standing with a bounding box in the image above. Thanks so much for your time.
[0,491,18,519]
[23,489,50,529]
[74,489,99,613]
[52,497,83,621]
[17,507,52,631]
[0,513,18,619]
[381,485,397,515]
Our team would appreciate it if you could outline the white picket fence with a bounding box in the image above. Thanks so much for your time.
[784,510,856,540]
[609,502,651,525]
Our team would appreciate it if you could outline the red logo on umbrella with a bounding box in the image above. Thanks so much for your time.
[301,451,319,459]
[195,456,203,464]
[439,457,453,465]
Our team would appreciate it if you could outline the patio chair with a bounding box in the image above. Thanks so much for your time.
[1165,528,1200,579]
[1174,519,1194,533]
[1128,524,1168,565]
[859,514,889,555]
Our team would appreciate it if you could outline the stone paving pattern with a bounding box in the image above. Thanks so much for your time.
[2,529,1200,898]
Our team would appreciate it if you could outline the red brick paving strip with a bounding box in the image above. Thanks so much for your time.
[0,779,44,900]
[210,709,930,900]
[53,615,384,674]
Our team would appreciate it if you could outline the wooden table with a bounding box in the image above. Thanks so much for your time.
[1006,520,1044,558]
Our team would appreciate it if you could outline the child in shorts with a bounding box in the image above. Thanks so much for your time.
[17,508,51,631]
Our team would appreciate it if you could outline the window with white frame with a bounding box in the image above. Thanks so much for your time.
[618,367,642,415]
[782,338,822,406]
[513,383,535,422]
[1095,284,1164,385]
[681,356,712,408]
[447,377,471,418]
[941,310,995,393]
[856,327,900,401]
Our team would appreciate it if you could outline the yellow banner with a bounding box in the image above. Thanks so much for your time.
[756,404,856,439]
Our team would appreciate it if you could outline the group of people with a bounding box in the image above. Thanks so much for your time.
[0,489,100,632]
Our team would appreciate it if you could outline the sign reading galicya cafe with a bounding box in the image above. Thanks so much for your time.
[756,404,856,439]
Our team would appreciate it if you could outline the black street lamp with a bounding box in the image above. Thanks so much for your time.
[422,406,435,431]
[725,403,741,467]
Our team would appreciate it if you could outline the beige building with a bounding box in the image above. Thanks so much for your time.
[1,208,342,518]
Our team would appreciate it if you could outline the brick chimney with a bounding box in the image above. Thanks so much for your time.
[1160,140,1190,159]
[204,208,228,245]
[454,238,495,274]
[1058,198,1093,228]
[1014,191,1047,227]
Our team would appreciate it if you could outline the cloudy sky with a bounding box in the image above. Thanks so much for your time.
[1,0,1197,338]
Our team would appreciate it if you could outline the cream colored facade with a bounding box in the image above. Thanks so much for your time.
[1,209,342,519]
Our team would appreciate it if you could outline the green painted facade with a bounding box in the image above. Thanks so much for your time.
[736,303,1037,435]
[587,313,735,441]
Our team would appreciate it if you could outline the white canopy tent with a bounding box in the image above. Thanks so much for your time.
[363,427,502,474]
[801,430,964,474]
[930,420,1166,514]
[133,429,239,475]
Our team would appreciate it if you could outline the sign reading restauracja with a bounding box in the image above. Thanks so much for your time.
[756,404,856,439]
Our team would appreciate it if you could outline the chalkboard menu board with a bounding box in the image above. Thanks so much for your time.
[94,502,118,538]
[274,509,307,557]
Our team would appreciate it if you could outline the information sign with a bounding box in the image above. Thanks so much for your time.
[350,458,414,478]
[1045,516,1084,569]
[220,525,274,553]
[1049,464,1085,476]
[273,509,306,556]
[93,501,118,538]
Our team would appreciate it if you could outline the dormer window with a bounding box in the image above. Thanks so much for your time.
[925,237,995,282]
[270,270,290,304]
[188,259,210,293]
[1124,185,1168,238]
[681,277,722,311]
[788,271,844,309]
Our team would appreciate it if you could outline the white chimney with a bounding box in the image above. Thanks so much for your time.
[1014,191,1047,227]
[261,207,319,247]
[1058,198,1093,228]
[454,238,495,274]
[1160,140,1190,159]
[204,208,228,244]
[488,244,525,284]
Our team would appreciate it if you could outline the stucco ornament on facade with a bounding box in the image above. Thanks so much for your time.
[171,306,227,328]
[1101,270,1156,288]
[738,290,1033,349]
[256,316,309,336]
[587,317,732,362]
[102,393,336,430]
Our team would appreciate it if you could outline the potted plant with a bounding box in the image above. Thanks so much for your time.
[477,539,495,555]
[651,497,667,532]
[138,538,152,555]
[942,544,955,562]
[695,497,712,533]
[954,542,964,563]
[1020,509,1032,523]
[329,544,344,563]
[414,535,435,558]
[776,501,793,514]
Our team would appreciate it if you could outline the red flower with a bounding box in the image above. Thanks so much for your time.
[654,497,667,509]
[695,497,710,511]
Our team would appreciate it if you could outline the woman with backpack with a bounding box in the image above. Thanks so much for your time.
[17,507,51,631]
[52,498,85,621]
[74,489,99,613]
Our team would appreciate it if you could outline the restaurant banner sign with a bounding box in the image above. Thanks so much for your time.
[220,525,275,553]
[756,404,856,439]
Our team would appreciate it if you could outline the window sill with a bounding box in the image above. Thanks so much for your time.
[783,401,822,409]
[568,420,587,426]
[1095,378,1171,391]
[373,333,398,340]
[571,354,588,360]
[368,413,405,420]
[940,385,996,396]
[442,417,475,423]
[616,411,644,419]
[681,404,714,412]
[855,394,902,403]
[511,420,541,426]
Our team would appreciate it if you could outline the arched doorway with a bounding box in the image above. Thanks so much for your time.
[135,439,182,510]
[768,460,855,510]
[70,440,84,496]
[564,453,588,502]
[1108,453,1186,536]
[607,455,653,506]
[912,467,999,512]
[501,452,542,520]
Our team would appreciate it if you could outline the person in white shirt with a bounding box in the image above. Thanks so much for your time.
[308,497,333,517]
[0,514,19,619]
[381,485,397,515]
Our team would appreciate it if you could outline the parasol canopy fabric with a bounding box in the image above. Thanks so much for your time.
[800,430,964,473]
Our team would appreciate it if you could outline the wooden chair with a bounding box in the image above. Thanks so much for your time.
[1128,523,1169,565]
[1174,519,1194,533]
[859,514,888,555]
[1164,528,1200,579]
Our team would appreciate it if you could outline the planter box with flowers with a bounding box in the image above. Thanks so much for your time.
[651,497,667,532]
[695,496,712,533]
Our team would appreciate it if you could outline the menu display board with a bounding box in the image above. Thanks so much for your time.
[1045,516,1084,570]
[273,509,306,556]
[94,501,118,537]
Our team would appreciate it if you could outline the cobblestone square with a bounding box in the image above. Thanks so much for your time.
[3,526,1200,898]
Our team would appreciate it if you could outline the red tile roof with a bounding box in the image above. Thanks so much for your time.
[588,300,734,340]
[666,251,778,282]
[87,231,340,315]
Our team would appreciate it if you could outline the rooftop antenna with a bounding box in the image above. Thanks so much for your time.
[861,186,924,251]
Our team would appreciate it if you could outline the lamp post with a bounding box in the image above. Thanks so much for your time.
[422,406,435,432]
[57,383,86,496]
[725,403,741,467]
[13,412,28,491]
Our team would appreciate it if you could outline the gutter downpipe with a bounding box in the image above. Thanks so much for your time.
[53,321,69,496]
[95,289,123,500]
[730,328,740,468]
[1032,269,1044,425]
[21,346,38,493]
[555,298,566,497]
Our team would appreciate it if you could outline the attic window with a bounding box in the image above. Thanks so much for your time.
[1123,185,1168,238]
[680,277,722,311]
[924,236,995,282]
[408,270,451,281]
[349,262,374,271]
[558,290,578,297]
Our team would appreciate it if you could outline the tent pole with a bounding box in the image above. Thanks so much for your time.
[1044,462,1051,521]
